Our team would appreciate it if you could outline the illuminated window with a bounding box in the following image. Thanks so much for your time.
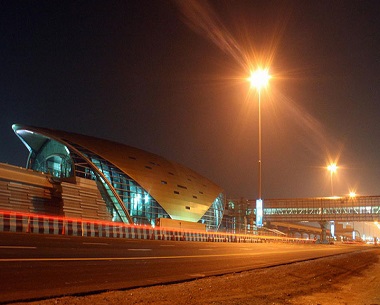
[27,138,73,178]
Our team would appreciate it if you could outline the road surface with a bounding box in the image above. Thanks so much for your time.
[0,232,364,303]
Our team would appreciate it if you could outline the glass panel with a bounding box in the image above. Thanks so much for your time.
[65,141,170,225]
[28,138,73,178]
[199,192,225,231]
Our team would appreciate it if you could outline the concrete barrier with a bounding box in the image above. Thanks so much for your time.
[0,210,315,244]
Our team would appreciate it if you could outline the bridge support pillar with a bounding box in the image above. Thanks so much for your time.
[319,221,329,244]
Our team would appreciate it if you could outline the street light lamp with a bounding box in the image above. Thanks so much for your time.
[248,68,271,227]
[327,163,337,196]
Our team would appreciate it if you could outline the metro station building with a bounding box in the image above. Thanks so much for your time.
[1,124,225,231]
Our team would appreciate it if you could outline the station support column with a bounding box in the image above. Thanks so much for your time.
[319,221,329,244]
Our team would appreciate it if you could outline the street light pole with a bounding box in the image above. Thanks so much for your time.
[249,68,270,227]
[258,89,262,199]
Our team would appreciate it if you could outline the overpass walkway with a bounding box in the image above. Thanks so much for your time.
[243,196,380,222]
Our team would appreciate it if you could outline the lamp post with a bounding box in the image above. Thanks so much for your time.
[248,68,270,227]
[327,163,337,196]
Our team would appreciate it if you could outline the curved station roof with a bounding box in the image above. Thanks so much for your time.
[13,124,224,228]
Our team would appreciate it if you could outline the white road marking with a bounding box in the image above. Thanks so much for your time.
[82,242,109,246]
[0,253,261,262]
[0,246,37,249]
[127,248,152,251]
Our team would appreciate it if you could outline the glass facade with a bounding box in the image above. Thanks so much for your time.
[28,138,73,179]
[68,143,171,225]
[21,132,224,230]
[199,192,224,231]
[23,135,171,225]
[219,199,256,234]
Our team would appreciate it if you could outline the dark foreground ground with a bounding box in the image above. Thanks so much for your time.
[11,247,380,305]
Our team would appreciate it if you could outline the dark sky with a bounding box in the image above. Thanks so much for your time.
[1,0,380,199]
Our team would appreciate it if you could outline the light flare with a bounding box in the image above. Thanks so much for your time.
[248,68,271,90]
[327,163,337,173]
[173,0,286,75]
[174,0,345,197]
[173,0,246,69]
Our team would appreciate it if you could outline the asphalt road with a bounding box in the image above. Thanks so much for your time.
[0,232,365,303]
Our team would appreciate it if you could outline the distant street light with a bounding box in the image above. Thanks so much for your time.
[327,163,337,196]
[248,68,271,227]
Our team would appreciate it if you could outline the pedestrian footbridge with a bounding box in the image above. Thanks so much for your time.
[243,196,380,222]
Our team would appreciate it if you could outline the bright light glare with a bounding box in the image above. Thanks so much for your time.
[349,191,356,198]
[17,130,34,135]
[248,68,271,90]
[327,163,337,173]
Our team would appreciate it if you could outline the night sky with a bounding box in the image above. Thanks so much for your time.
[1,1,380,200]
